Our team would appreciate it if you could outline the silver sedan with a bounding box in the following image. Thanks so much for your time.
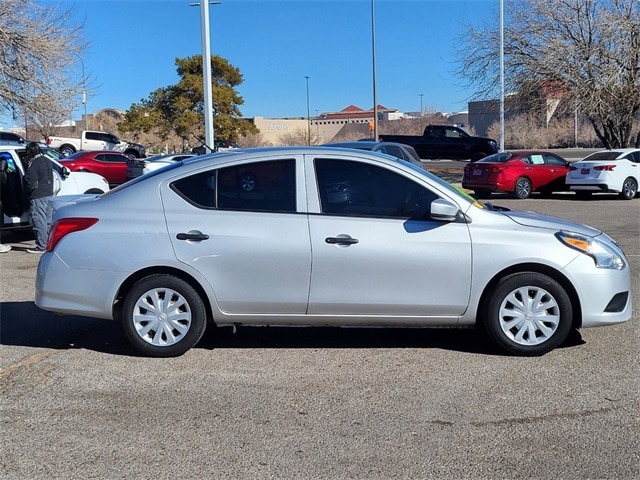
[35,147,632,357]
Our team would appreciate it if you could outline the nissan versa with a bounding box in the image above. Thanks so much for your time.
[35,147,632,357]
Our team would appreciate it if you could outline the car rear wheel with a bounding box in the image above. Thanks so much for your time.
[620,177,638,200]
[513,177,532,199]
[122,274,207,357]
[473,189,491,199]
[484,272,573,356]
[59,145,76,157]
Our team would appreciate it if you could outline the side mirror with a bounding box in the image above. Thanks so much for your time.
[62,166,71,178]
[430,198,460,222]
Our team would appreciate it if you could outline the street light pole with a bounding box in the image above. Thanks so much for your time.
[371,0,378,141]
[190,1,222,153]
[72,52,88,129]
[419,93,424,116]
[499,0,505,152]
[305,76,311,145]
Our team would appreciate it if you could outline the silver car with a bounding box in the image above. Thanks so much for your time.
[35,147,632,357]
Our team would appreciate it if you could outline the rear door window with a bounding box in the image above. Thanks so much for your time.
[172,159,296,213]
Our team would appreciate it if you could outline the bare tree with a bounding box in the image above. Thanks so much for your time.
[458,0,640,148]
[0,0,86,132]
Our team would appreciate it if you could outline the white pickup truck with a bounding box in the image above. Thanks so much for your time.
[46,130,146,158]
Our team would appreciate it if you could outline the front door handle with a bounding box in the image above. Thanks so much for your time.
[177,231,210,241]
[326,235,358,245]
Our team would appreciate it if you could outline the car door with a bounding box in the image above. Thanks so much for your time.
[162,157,312,315]
[307,156,472,319]
[95,153,129,184]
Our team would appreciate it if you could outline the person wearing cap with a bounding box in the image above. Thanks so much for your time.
[24,142,53,253]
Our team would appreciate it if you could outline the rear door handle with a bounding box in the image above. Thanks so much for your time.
[177,231,210,241]
[326,236,358,245]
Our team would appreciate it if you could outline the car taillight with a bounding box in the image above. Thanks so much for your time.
[46,137,52,145]
[569,166,577,171]
[46,218,98,252]
[594,165,615,171]
[491,166,507,173]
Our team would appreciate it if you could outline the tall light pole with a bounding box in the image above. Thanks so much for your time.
[371,0,378,141]
[190,1,222,153]
[419,93,424,116]
[305,76,311,145]
[499,0,505,152]
[72,52,88,129]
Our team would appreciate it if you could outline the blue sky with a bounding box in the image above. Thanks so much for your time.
[5,0,497,129]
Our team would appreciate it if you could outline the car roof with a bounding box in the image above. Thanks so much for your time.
[580,148,640,161]
[173,146,416,169]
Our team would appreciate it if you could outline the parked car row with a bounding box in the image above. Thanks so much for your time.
[35,146,631,358]
[462,148,640,200]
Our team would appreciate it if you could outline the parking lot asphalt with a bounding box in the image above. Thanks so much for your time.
[1,194,638,480]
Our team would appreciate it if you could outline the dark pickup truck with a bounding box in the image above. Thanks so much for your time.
[379,125,498,161]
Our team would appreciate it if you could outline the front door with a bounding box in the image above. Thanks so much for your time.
[307,157,472,319]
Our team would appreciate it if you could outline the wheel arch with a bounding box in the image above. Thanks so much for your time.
[475,262,582,329]
[113,266,214,324]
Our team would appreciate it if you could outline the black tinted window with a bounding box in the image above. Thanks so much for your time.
[218,159,295,212]
[315,158,437,219]
[172,159,296,212]
[173,171,216,208]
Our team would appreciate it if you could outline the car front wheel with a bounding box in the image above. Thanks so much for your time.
[484,272,573,356]
[122,274,207,357]
[620,177,638,200]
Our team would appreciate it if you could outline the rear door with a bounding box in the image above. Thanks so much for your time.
[162,156,312,315]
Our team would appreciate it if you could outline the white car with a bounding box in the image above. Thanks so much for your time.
[0,145,109,230]
[566,148,640,200]
[125,153,196,180]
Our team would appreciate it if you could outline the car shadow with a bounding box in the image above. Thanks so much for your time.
[0,301,585,357]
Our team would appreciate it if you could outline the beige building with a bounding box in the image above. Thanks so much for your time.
[252,105,400,145]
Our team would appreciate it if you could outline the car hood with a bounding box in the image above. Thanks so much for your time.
[500,209,602,237]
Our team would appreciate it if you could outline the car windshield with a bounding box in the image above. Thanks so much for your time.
[477,152,514,163]
[583,151,623,161]
[62,152,84,160]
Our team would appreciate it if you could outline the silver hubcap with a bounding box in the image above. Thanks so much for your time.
[623,179,636,198]
[132,288,192,346]
[516,180,530,198]
[498,286,560,346]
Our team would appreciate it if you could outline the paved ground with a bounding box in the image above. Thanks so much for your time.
[1,195,638,480]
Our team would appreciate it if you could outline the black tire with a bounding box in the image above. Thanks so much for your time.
[470,152,487,162]
[576,191,592,200]
[483,272,573,356]
[620,177,638,200]
[513,177,532,199]
[59,145,76,157]
[122,274,207,357]
[474,189,491,199]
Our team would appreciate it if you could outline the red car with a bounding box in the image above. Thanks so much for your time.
[462,150,571,199]
[60,151,132,186]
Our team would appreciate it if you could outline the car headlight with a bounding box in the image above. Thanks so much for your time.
[556,231,626,270]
